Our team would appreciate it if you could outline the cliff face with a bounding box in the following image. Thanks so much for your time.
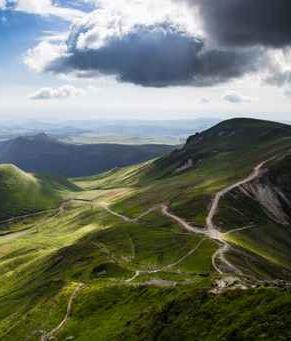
[241,172,290,226]
[210,154,291,277]
[250,155,291,225]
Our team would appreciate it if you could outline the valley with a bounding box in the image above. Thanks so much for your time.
[0,134,174,177]
[0,118,291,340]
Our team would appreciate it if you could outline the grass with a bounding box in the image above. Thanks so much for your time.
[0,202,217,339]
[0,164,79,222]
[1,118,291,339]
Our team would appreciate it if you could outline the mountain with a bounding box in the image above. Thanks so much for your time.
[0,118,221,145]
[154,117,291,174]
[0,134,174,177]
[0,164,78,221]
[1,118,291,340]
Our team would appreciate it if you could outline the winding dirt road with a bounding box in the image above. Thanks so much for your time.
[41,283,84,341]
[206,162,265,239]
[161,205,206,235]
[205,162,266,273]
[125,237,206,283]
[98,162,266,276]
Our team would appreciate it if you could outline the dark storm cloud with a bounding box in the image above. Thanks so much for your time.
[184,0,291,48]
[46,23,264,87]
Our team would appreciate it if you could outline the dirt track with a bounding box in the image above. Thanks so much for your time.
[41,283,84,341]
[103,162,266,275]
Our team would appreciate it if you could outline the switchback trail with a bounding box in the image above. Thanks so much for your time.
[206,162,266,240]
[97,162,267,275]
[161,205,206,235]
[206,162,266,274]
[126,238,206,283]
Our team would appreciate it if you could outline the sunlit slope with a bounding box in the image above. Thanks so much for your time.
[154,118,291,177]
[1,118,291,340]
[79,118,291,223]
[0,194,290,340]
[75,118,291,279]
[0,164,78,221]
[216,154,291,275]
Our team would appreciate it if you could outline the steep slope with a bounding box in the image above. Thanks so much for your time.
[78,118,291,279]
[0,133,174,177]
[0,164,76,221]
[155,118,291,176]
[215,154,291,275]
[1,118,291,340]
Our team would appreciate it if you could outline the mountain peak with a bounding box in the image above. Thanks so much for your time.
[16,132,57,143]
[185,117,291,148]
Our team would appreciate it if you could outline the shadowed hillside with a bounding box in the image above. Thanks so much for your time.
[1,118,291,340]
[0,133,174,177]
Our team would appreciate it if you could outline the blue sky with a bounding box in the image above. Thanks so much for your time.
[0,0,291,121]
[0,11,67,85]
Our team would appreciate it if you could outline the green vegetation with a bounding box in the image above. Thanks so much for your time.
[0,133,174,177]
[57,286,291,341]
[0,164,78,221]
[1,118,291,339]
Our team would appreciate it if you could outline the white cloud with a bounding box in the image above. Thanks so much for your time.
[24,41,66,72]
[24,0,196,74]
[0,0,6,9]
[265,48,291,87]
[22,0,286,91]
[29,85,86,100]
[68,0,202,51]
[24,0,262,87]
[223,92,255,104]
[14,0,85,21]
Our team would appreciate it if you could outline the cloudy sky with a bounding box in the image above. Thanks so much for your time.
[1,0,291,121]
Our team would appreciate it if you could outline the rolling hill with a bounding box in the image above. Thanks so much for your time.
[0,164,78,222]
[0,118,291,340]
[0,133,174,177]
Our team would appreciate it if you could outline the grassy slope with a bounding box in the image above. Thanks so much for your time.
[0,164,79,221]
[1,118,291,339]
[0,201,290,341]
[73,119,291,280]
[210,154,291,276]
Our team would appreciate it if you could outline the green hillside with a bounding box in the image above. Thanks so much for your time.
[1,118,291,340]
[0,133,174,177]
[0,164,78,222]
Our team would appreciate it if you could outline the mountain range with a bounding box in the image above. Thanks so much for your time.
[0,134,174,177]
[0,118,291,340]
[0,118,221,145]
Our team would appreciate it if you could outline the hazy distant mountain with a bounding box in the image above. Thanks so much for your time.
[0,134,174,177]
[0,118,221,144]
